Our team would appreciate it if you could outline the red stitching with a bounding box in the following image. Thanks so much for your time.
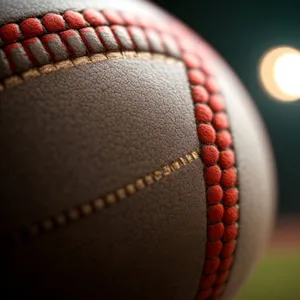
[0,9,240,300]
[184,50,239,300]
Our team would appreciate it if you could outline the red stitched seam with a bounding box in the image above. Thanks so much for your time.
[185,56,240,299]
[0,25,177,81]
[0,9,166,47]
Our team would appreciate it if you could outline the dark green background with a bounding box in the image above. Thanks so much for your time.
[154,0,300,214]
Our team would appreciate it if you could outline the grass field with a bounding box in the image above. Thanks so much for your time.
[235,218,300,299]
[236,251,300,299]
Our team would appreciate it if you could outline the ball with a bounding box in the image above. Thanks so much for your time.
[0,0,276,299]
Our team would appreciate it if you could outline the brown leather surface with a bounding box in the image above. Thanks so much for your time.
[0,58,200,229]
[0,57,207,299]
[202,46,277,300]
[2,160,206,300]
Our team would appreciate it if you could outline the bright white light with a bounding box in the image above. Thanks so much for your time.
[260,46,300,102]
[274,53,300,97]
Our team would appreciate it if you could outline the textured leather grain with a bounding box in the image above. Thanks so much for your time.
[0,57,207,299]
[2,160,206,300]
[0,58,202,230]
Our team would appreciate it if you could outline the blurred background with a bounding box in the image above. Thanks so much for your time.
[152,0,300,299]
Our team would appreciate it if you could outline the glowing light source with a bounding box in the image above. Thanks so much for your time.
[260,46,300,102]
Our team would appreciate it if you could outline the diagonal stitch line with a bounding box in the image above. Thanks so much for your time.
[0,51,181,92]
[1,149,200,247]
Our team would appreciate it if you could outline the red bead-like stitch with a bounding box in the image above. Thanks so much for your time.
[60,30,87,56]
[0,24,21,43]
[223,188,238,206]
[209,94,225,112]
[200,274,217,289]
[192,86,209,103]
[207,185,223,205]
[219,149,235,169]
[183,53,201,69]
[206,240,223,258]
[20,18,44,38]
[188,69,206,85]
[83,9,107,26]
[4,43,22,72]
[223,206,239,224]
[203,257,221,275]
[22,38,42,65]
[216,271,230,285]
[197,124,216,144]
[207,223,224,241]
[197,288,212,300]
[212,112,229,130]
[219,257,233,272]
[42,13,66,32]
[188,42,238,299]
[207,204,224,224]
[144,28,164,53]
[223,224,238,241]
[111,25,135,50]
[205,77,220,93]
[165,36,182,59]
[127,26,149,51]
[102,10,124,25]
[205,165,222,185]
[79,27,103,53]
[41,33,67,62]
[202,146,219,166]
[221,168,237,187]
[64,11,87,29]
[221,241,236,258]
[216,130,232,149]
[195,104,213,123]
[186,42,238,300]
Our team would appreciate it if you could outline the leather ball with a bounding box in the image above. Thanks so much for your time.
[0,0,276,299]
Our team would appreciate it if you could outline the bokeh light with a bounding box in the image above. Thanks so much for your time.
[260,46,300,102]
